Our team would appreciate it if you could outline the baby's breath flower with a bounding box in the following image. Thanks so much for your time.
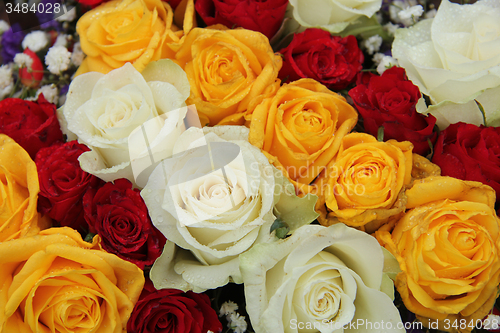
[54,34,69,47]
[70,42,84,66]
[372,52,385,66]
[0,65,14,98]
[0,20,10,35]
[22,31,49,52]
[14,53,33,69]
[45,46,72,74]
[384,22,399,36]
[219,301,238,317]
[377,55,399,75]
[36,85,59,104]
[398,5,424,23]
[362,35,383,55]
[228,313,247,333]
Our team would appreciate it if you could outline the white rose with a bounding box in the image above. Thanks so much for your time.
[59,60,191,186]
[392,0,500,129]
[146,126,318,292]
[240,224,404,333]
[288,0,382,33]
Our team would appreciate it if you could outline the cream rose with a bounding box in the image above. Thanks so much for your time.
[59,59,190,186]
[145,126,318,292]
[288,0,382,33]
[240,224,404,333]
[392,0,500,129]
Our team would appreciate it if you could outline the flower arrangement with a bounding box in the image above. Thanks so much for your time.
[1,0,500,332]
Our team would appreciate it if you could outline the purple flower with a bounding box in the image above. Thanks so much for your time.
[1,25,25,64]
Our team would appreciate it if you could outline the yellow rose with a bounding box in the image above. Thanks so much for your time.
[249,79,358,194]
[76,0,194,75]
[376,176,500,332]
[175,27,282,126]
[0,135,50,242]
[315,133,414,232]
[0,227,144,333]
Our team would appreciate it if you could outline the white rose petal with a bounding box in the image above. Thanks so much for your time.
[146,126,276,291]
[146,126,319,292]
[60,59,190,186]
[288,0,382,33]
[392,0,500,128]
[240,224,404,333]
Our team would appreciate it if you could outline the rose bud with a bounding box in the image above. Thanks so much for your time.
[19,48,44,88]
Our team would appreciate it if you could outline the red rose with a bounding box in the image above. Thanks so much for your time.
[349,66,437,155]
[83,179,166,269]
[432,122,500,199]
[19,48,44,88]
[166,0,182,9]
[0,95,63,159]
[128,280,223,333]
[36,141,102,232]
[278,29,364,90]
[195,0,288,40]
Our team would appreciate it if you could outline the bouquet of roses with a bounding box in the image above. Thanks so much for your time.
[1,0,500,332]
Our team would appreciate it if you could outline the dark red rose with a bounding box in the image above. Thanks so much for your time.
[0,95,63,159]
[128,280,222,333]
[83,179,166,269]
[432,122,500,200]
[349,66,437,155]
[166,0,182,9]
[195,0,287,40]
[278,28,364,90]
[36,141,102,232]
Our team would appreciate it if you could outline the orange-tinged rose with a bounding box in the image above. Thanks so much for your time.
[376,176,500,332]
[76,0,194,75]
[0,227,144,333]
[249,79,358,194]
[315,132,413,231]
[175,27,282,126]
[0,134,50,242]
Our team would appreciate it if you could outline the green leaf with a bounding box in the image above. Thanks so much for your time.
[475,99,487,127]
[339,15,391,41]
[270,218,290,239]
[273,168,319,232]
[84,232,96,243]
[275,227,290,239]
[377,126,384,142]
